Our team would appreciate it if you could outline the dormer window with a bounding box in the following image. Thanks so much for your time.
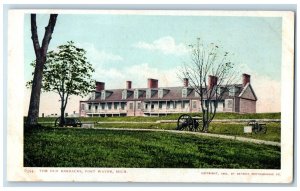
[182,87,193,98]
[146,89,158,99]
[133,89,145,99]
[122,89,133,99]
[134,90,139,99]
[217,87,225,95]
[182,88,187,98]
[158,89,169,98]
[91,92,95,100]
[101,90,113,100]
[146,89,151,98]
[158,89,163,98]
[101,91,106,100]
[229,86,238,96]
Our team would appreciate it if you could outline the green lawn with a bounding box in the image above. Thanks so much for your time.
[24,127,280,169]
[91,122,280,142]
[34,113,281,142]
[35,112,281,123]
[209,122,281,142]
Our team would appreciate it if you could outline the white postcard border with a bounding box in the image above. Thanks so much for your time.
[7,9,294,183]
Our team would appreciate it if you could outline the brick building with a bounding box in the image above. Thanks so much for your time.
[79,74,257,117]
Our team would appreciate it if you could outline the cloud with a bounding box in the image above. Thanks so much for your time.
[92,62,182,89]
[133,36,189,55]
[238,65,281,113]
[126,63,182,88]
[76,42,123,64]
[250,74,281,113]
[24,58,281,116]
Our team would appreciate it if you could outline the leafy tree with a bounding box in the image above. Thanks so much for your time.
[26,14,58,127]
[27,41,95,126]
[179,38,239,132]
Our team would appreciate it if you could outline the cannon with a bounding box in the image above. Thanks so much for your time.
[248,120,267,134]
[176,114,203,132]
[54,117,82,127]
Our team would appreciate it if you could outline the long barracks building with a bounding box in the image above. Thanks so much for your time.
[79,74,257,117]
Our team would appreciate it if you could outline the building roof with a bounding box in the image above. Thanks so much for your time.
[82,83,257,103]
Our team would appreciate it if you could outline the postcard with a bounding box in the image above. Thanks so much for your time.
[7,9,294,183]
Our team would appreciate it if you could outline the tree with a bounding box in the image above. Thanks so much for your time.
[26,14,58,127]
[27,41,95,126]
[179,38,239,132]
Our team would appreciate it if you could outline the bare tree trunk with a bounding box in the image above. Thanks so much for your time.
[26,14,58,127]
[59,97,65,127]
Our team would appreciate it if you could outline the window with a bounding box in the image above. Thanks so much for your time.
[158,89,163,98]
[151,104,154,109]
[145,104,148,109]
[108,103,112,110]
[95,105,98,111]
[121,103,125,110]
[146,89,151,98]
[122,90,127,99]
[88,105,91,110]
[114,102,118,110]
[101,103,105,110]
[167,102,170,109]
[134,90,139,99]
[182,88,187,98]
[159,102,163,109]
[95,92,101,99]
[137,103,141,109]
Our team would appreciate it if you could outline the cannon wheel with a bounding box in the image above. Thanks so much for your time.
[197,118,204,132]
[54,117,60,127]
[260,125,267,134]
[177,114,194,131]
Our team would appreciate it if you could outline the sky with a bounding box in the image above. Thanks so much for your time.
[23,13,282,116]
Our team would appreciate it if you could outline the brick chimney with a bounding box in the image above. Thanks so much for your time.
[126,81,132,89]
[183,78,189,87]
[208,75,218,90]
[95,81,105,91]
[242,73,251,87]
[147,78,158,88]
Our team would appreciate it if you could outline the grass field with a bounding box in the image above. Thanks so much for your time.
[36,112,281,123]
[92,122,280,142]
[24,127,280,168]
[32,112,281,142]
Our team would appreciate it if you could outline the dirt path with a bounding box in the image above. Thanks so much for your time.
[89,127,280,147]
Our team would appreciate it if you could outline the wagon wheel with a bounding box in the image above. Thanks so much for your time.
[54,117,60,127]
[257,124,267,134]
[260,125,267,134]
[55,117,65,127]
[197,118,204,132]
[177,114,194,131]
